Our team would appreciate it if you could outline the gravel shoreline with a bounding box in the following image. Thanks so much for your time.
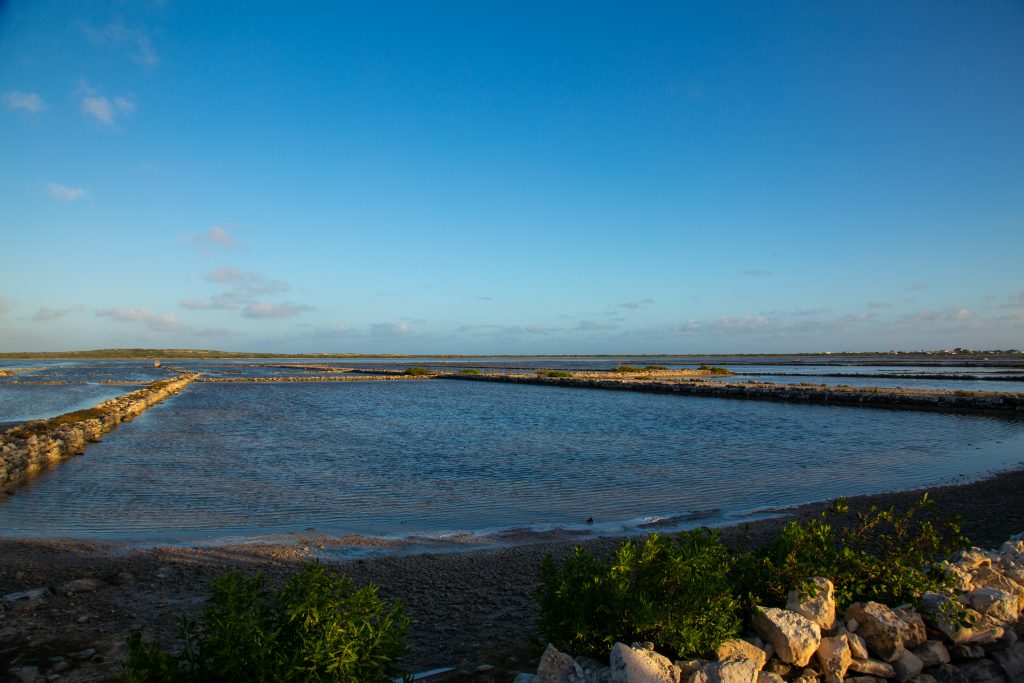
[2,466,1024,681]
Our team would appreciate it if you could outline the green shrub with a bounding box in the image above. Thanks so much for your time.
[643,365,668,371]
[538,530,741,660]
[732,495,969,611]
[123,562,409,682]
[697,364,732,376]
[458,368,481,375]
[402,367,431,376]
[612,365,642,373]
[536,369,573,378]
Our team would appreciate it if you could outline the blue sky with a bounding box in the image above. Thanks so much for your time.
[1,1,1022,354]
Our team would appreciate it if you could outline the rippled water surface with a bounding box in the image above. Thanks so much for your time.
[2,380,1022,545]
[0,384,130,423]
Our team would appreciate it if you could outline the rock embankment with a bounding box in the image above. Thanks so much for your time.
[0,367,45,377]
[0,373,198,490]
[440,373,1024,416]
[198,375,428,383]
[515,533,1024,683]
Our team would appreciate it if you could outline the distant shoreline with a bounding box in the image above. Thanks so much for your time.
[2,349,1022,365]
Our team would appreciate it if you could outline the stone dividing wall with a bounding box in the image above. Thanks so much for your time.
[0,373,198,490]
[0,366,46,377]
[198,375,429,383]
[440,373,1024,416]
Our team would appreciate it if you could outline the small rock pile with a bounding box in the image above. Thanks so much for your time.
[513,534,1024,683]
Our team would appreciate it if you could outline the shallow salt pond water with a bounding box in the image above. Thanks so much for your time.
[1,380,1023,547]
[0,383,131,423]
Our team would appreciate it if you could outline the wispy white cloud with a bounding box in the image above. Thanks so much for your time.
[82,21,160,68]
[2,91,47,114]
[618,298,654,311]
[186,226,239,250]
[370,321,411,337]
[207,267,287,295]
[241,302,313,319]
[182,267,313,320]
[999,292,1024,309]
[180,297,236,311]
[96,307,185,331]
[95,307,229,337]
[46,182,88,202]
[76,81,135,127]
[575,320,619,332]
[302,323,357,339]
[113,96,135,115]
[454,323,555,339]
[899,307,975,324]
[32,305,85,322]
[866,301,892,310]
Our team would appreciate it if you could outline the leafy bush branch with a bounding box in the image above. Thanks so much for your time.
[123,562,409,682]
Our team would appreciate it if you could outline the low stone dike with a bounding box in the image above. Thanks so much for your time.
[198,375,428,383]
[0,372,198,490]
[0,366,45,377]
[439,373,1024,416]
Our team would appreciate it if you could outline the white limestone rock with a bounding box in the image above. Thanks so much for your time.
[609,642,680,683]
[971,566,1024,599]
[959,587,1020,623]
[814,635,852,683]
[752,606,821,667]
[847,631,870,660]
[954,548,991,571]
[891,649,924,682]
[690,657,760,683]
[913,640,951,668]
[894,607,928,650]
[715,639,766,671]
[848,657,896,678]
[786,577,836,632]
[537,643,580,683]
[846,601,906,662]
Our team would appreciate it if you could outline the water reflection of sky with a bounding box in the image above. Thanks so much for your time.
[2,380,1022,545]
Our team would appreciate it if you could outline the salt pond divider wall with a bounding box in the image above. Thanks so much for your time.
[439,373,1024,416]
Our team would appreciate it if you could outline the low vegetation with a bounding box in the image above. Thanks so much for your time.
[458,368,482,375]
[538,495,968,660]
[536,369,573,378]
[123,562,409,682]
[611,364,643,373]
[402,367,431,376]
[611,364,669,373]
[698,364,733,376]
[539,529,740,660]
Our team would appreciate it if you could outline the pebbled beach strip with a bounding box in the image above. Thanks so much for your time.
[1,466,1024,679]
